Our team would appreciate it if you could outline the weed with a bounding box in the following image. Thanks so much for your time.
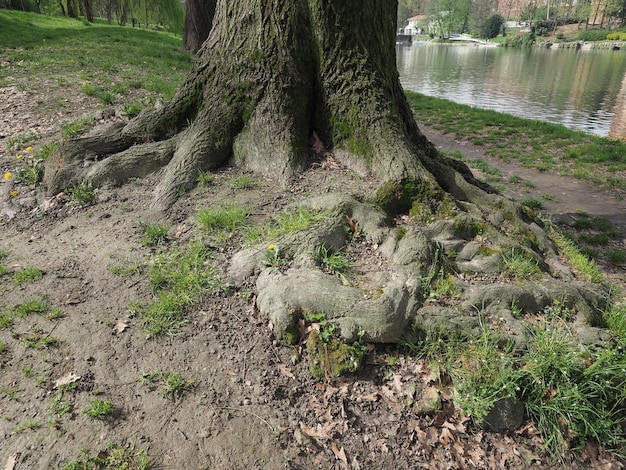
[38,142,60,160]
[501,248,542,279]
[244,206,327,245]
[197,203,249,234]
[508,175,522,183]
[13,420,41,433]
[197,170,214,186]
[11,297,47,316]
[542,194,553,201]
[519,197,544,210]
[161,372,194,400]
[84,398,114,418]
[139,241,221,335]
[110,262,144,277]
[58,442,151,470]
[67,182,95,205]
[263,244,288,270]
[230,173,256,189]
[305,312,338,343]
[22,328,60,349]
[140,222,169,247]
[61,116,94,138]
[15,161,44,186]
[2,384,20,401]
[13,266,43,285]
[122,101,144,117]
[606,248,626,265]
[310,244,351,284]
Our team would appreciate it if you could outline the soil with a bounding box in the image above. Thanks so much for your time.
[1,82,625,470]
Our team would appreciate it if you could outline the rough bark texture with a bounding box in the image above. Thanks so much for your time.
[44,0,448,211]
[182,0,216,54]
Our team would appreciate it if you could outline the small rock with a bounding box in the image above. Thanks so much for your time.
[482,397,524,433]
[412,386,441,416]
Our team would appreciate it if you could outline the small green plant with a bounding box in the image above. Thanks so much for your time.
[508,175,522,184]
[501,248,542,279]
[519,197,544,210]
[15,161,44,185]
[197,203,249,233]
[230,173,256,189]
[310,244,351,284]
[84,398,114,418]
[67,182,95,205]
[140,222,169,247]
[11,297,47,316]
[2,384,20,401]
[606,248,626,264]
[161,372,194,400]
[244,206,327,245]
[58,442,151,470]
[122,101,144,117]
[13,266,43,285]
[263,244,288,269]
[22,328,60,349]
[305,312,338,343]
[61,116,94,138]
[197,170,214,186]
[110,261,144,277]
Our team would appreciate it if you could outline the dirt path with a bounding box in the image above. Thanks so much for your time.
[0,85,624,469]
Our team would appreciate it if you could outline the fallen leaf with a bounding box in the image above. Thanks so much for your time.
[299,421,332,441]
[277,364,295,380]
[54,372,81,389]
[331,442,349,469]
[4,454,18,470]
[439,427,454,446]
[114,320,129,334]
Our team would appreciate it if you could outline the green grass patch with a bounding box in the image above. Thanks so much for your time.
[84,398,114,418]
[244,206,327,245]
[135,241,223,336]
[406,91,626,191]
[140,222,169,247]
[58,442,151,470]
[197,203,249,234]
[13,266,43,285]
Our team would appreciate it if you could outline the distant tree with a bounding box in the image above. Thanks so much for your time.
[427,0,471,36]
[480,13,504,38]
[182,0,216,53]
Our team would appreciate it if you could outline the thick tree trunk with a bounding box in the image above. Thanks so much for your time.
[182,0,216,54]
[46,0,445,210]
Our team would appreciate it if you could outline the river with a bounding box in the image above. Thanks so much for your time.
[396,43,626,138]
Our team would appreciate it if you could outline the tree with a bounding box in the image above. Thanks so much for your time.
[44,0,607,344]
[480,13,504,38]
[182,0,216,54]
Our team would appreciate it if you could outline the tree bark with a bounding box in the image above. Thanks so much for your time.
[46,0,447,211]
[182,0,216,54]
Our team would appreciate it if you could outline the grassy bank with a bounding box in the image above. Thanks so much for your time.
[0,10,191,109]
[407,91,626,192]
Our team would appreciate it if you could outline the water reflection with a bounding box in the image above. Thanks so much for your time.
[397,44,626,138]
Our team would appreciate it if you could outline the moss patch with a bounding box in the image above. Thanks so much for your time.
[306,330,365,380]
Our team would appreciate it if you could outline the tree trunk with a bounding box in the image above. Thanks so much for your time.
[182,0,216,54]
[46,0,444,211]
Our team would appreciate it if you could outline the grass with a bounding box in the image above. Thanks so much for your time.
[138,370,194,400]
[140,222,169,247]
[84,398,114,418]
[134,240,223,335]
[67,182,96,205]
[230,174,256,189]
[0,11,191,112]
[501,248,542,279]
[406,91,626,191]
[13,266,43,285]
[244,206,328,245]
[197,203,249,234]
[58,442,151,470]
[310,244,351,284]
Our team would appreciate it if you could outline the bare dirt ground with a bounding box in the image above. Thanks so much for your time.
[1,83,625,469]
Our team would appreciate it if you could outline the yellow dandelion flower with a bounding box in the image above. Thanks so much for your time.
[17,154,23,159]
[4,172,11,180]
[11,190,18,197]
[267,244,276,250]
[25,146,32,152]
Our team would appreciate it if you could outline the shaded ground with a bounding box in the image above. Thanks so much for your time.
[0,84,625,469]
